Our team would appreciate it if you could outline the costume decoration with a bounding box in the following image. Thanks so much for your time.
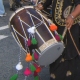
[49,24,57,31]
[10,74,18,80]
[30,63,36,72]
[24,68,32,76]
[25,53,33,62]
[16,62,23,70]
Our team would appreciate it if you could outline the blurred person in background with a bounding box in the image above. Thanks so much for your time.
[0,0,6,17]
[9,0,14,11]
[9,0,23,11]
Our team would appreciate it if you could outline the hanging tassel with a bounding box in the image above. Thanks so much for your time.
[33,63,41,73]
[34,76,39,80]
[34,71,38,76]
[35,66,41,73]
[31,38,37,45]
[49,24,57,31]
[10,74,18,80]
[32,53,35,60]
[27,27,36,34]
[30,63,36,72]
[24,68,32,76]
[55,34,61,41]
[33,63,39,69]
[27,39,31,46]
[59,34,63,40]
[25,53,32,62]
[34,52,39,60]
[16,62,23,70]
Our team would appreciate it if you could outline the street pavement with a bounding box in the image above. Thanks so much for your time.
[0,0,50,80]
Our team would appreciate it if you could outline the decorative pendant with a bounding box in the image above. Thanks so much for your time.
[33,63,39,69]
[27,27,36,34]
[24,68,32,76]
[32,53,35,60]
[35,66,41,73]
[27,39,31,46]
[49,24,57,31]
[34,76,39,80]
[31,38,37,45]
[33,63,41,73]
[30,63,36,72]
[59,34,63,40]
[55,34,60,41]
[34,52,39,60]
[34,71,38,76]
[25,53,32,62]
[10,74,18,80]
[16,62,23,70]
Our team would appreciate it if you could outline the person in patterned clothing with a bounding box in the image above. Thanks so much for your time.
[37,0,80,80]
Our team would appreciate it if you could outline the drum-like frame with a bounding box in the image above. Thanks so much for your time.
[9,6,64,66]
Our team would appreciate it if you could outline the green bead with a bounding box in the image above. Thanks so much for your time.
[31,38,37,45]
[10,74,18,80]
[30,64,36,72]
[32,53,34,60]
[34,76,39,80]
[59,34,63,40]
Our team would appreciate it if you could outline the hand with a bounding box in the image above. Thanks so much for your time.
[65,15,74,29]
[35,3,43,10]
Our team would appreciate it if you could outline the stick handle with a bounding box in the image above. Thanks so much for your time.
[62,27,67,39]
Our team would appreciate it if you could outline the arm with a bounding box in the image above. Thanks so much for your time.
[71,4,80,18]
[66,4,80,29]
